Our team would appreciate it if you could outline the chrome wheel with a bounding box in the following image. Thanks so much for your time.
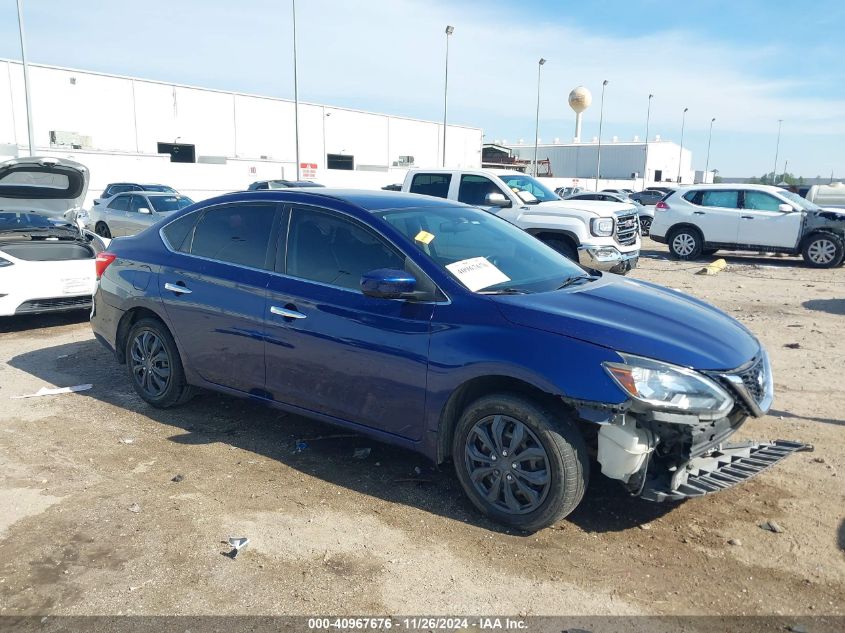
[807,238,837,265]
[672,233,696,257]
[639,217,652,236]
[130,330,171,398]
[464,414,551,515]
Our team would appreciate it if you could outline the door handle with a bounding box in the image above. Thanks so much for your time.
[270,306,306,319]
[741,216,754,219]
[693,211,706,215]
[164,282,192,295]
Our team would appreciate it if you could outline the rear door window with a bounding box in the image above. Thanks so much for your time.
[409,174,451,198]
[458,175,506,205]
[127,195,148,213]
[109,195,130,212]
[189,203,278,269]
[699,190,740,209]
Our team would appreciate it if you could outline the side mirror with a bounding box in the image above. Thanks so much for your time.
[778,203,795,213]
[485,192,512,208]
[360,268,417,299]
[138,207,151,215]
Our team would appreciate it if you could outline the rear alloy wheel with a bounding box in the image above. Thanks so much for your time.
[453,394,589,532]
[95,222,112,239]
[668,227,703,260]
[802,233,844,268]
[126,318,194,408]
[639,217,652,236]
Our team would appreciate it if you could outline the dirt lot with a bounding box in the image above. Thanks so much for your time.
[0,240,843,620]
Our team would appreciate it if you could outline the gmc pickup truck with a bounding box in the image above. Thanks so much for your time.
[402,169,641,273]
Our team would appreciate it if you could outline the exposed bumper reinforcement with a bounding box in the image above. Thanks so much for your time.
[641,439,812,502]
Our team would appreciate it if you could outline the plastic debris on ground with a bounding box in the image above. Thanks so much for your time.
[11,384,93,399]
[696,258,727,276]
[171,474,185,483]
[227,537,250,559]
[760,520,784,533]
[127,502,141,513]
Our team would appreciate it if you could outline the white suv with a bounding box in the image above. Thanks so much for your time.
[650,184,845,268]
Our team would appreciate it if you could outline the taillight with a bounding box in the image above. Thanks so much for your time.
[655,201,670,210]
[95,252,117,279]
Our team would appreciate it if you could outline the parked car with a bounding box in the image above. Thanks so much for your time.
[381,184,403,191]
[88,192,195,238]
[650,184,845,267]
[403,169,640,274]
[631,189,668,206]
[0,156,106,316]
[248,180,325,190]
[554,186,584,198]
[567,192,654,235]
[91,189,806,531]
[92,183,177,207]
[602,188,634,196]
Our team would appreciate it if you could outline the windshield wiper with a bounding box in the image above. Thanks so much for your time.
[478,287,531,295]
[556,274,595,290]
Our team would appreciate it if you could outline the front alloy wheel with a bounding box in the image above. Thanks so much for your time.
[668,228,703,260]
[130,330,171,398]
[802,234,844,268]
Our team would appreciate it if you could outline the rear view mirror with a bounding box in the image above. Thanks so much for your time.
[485,192,511,208]
[778,203,794,213]
[360,268,416,299]
[138,207,151,215]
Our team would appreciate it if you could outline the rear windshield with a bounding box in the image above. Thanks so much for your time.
[0,165,85,200]
[0,211,57,230]
[149,196,194,213]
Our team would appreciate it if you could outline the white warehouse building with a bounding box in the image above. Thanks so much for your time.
[506,139,694,190]
[0,59,483,204]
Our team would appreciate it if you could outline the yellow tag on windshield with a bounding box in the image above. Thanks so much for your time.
[415,230,435,245]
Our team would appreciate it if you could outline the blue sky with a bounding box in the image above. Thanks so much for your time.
[1,0,843,177]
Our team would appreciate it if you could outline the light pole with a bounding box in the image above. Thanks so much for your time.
[442,25,454,167]
[677,107,688,183]
[292,0,301,180]
[16,0,35,156]
[532,58,546,176]
[594,79,608,191]
[772,119,783,185]
[704,117,716,183]
[642,93,653,191]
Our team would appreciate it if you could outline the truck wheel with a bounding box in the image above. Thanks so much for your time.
[801,233,844,268]
[639,217,652,236]
[668,227,703,260]
[126,318,194,408]
[541,237,578,262]
[452,394,589,532]
[95,222,112,239]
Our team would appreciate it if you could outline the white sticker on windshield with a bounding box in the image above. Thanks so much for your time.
[445,257,510,292]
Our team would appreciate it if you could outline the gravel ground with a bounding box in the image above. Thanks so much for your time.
[0,239,843,621]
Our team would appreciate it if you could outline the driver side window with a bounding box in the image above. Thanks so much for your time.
[458,175,505,206]
[743,191,782,211]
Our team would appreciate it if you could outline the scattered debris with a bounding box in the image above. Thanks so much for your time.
[294,441,309,453]
[171,474,185,483]
[127,502,141,513]
[787,624,809,633]
[128,580,153,592]
[119,438,135,445]
[728,538,742,546]
[353,447,371,460]
[298,433,357,442]
[11,384,93,399]
[696,258,727,276]
[226,537,249,559]
[784,343,802,349]
[638,523,652,531]
[760,520,784,534]
[813,456,825,464]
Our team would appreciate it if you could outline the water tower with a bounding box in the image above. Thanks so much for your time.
[568,86,592,142]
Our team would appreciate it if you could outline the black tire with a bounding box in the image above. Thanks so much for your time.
[125,318,194,408]
[667,226,703,260]
[95,222,112,239]
[801,233,844,268]
[541,237,579,262]
[639,217,652,236]
[452,393,589,532]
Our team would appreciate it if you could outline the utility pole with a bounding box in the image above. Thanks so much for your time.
[704,117,715,183]
[642,94,653,191]
[595,79,608,190]
[292,0,301,180]
[442,26,454,167]
[772,119,783,185]
[532,58,546,176]
[16,0,35,155]
[677,107,688,183]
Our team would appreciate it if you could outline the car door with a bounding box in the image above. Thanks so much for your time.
[264,204,434,440]
[158,201,283,393]
[457,174,518,221]
[125,194,154,235]
[682,189,742,244]
[105,194,131,236]
[737,190,803,249]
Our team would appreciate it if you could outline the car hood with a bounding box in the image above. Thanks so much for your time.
[535,199,636,219]
[492,275,759,371]
[0,157,89,217]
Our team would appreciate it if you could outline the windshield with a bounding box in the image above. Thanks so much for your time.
[378,206,585,294]
[149,196,194,213]
[496,174,560,203]
[779,190,821,211]
[143,185,176,193]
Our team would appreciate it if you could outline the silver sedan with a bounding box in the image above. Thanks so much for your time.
[87,192,194,238]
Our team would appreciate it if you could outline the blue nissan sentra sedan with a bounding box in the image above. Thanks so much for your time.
[91,189,807,531]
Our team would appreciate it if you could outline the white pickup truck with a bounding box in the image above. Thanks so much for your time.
[401,169,641,273]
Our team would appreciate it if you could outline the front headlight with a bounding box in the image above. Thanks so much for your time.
[603,353,734,416]
[591,217,614,237]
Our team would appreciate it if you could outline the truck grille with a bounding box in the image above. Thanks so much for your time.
[15,296,92,314]
[615,212,639,246]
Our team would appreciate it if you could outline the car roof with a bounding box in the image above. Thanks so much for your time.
[202,188,468,212]
[675,183,786,193]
